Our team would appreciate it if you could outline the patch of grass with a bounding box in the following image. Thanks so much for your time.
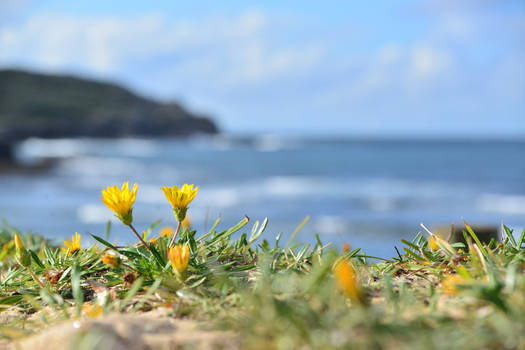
[0,219,524,349]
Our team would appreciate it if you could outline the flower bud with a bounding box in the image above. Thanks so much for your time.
[14,233,31,267]
[101,250,122,269]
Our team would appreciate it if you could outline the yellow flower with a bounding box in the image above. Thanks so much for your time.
[13,233,31,267]
[333,258,363,304]
[441,274,465,295]
[82,303,103,318]
[101,182,138,225]
[168,244,190,277]
[160,226,175,238]
[62,232,81,256]
[101,250,121,268]
[160,184,198,221]
[14,233,25,251]
[428,234,443,251]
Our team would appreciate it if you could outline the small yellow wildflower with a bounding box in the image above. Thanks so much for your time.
[62,232,81,256]
[160,226,175,238]
[428,234,443,251]
[333,258,363,304]
[441,274,465,295]
[160,184,199,221]
[101,182,138,225]
[82,303,103,318]
[101,250,121,268]
[168,244,190,277]
[342,243,351,253]
[14,233,24,251]
[13,233,31,267]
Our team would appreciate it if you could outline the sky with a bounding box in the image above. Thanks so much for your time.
[0,0,524,137]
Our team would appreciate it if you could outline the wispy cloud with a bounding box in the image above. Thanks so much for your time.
[0,11,324,86]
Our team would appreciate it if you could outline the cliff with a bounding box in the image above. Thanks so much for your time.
[0,69,218,159]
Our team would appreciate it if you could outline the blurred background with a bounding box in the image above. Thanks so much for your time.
[0,0,524,257]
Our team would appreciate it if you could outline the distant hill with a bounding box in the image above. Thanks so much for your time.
[0,69,218,159]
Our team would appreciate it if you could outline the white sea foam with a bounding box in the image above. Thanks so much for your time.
[314,215,346,235]
[197,188,240,207]
[16,137,158,162]
[16,137,85,160]
[477,194,525,215]
[77,204,114,224]
[366,197,397,211]
[254,134,285,152]
[58,156,145,176]
[257,176,465,201]
[112,138,157,157]
[262,176,322,196]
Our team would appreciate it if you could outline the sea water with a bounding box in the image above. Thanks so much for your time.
[2,135,524,257]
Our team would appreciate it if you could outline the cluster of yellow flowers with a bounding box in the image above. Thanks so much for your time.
[55,182,197,278]
[100,182,198,227]
[99,182,197,277]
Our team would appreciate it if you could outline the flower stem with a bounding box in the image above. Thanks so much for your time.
[169,221,181,248]
[128,224,153,253]
[28,267,45,289]
[122,263,139,272]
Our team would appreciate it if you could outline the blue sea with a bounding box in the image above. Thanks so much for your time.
[2,135,525,257]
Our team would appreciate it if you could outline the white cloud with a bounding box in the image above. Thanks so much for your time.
[0,11,323,84]
[409,45,452,79]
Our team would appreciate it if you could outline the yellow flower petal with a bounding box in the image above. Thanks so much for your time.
[101,182,138,225]
[160,184,199,210]
[62,232,81,256]
[168,244,190,276]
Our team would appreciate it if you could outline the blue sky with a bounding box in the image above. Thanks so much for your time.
[1,0,524,136]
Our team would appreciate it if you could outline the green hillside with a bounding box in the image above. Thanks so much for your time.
[0,69,218,139]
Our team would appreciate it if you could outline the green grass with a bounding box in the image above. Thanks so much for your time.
[0,217,524,350]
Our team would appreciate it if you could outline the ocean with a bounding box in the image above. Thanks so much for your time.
[2,135,524,257]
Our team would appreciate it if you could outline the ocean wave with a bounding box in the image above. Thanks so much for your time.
[57,156,146,176]
[16,137,158,161]
[77,204,113,224]
[314,215,346,234]
[477,194,525,215]
[255,176,469,200]
[16,138,86,160]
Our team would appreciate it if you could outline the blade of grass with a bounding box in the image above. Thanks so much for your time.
[285,216,310,249]
[517,228,525,248]
[198,217,222,241]
[71,264,84,317]
[91,234,119,251]
[104,220,112,241]
[120,277,144,311]
[462,218,488,258]
[131,277,162,312]
[28,250,45,269]
[503,225,517,248]
[249,217,268,244]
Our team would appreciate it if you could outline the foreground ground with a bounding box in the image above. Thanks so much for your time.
[0,217,524,350]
